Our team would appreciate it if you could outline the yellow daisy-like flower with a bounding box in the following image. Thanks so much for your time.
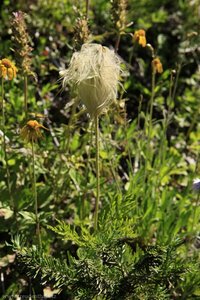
[133,29,147,47]
[21,120,48,143]
[0,58,18,80]
[151,57,163,74]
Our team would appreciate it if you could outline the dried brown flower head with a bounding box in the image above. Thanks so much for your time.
[21,120,48,143]
[74,17,90,49]
[152,57,163,74]
[11,11,33,76]
[133,29,147,47]
[0,58,18,80]
[111,0,127,33]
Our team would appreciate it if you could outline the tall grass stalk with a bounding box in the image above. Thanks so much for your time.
[171,64,181,105]
[24,75,28,120]
[31,139,41,246]
[144,70,156,180]
[86,0,90,19]
[94,114,100,230]
[54,101,77,202]
[192,191,200,231]
[1,78,14,210]
[148,70,156,148]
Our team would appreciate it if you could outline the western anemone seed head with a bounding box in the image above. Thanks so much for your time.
[133,29,147,47]
[152,57,163,74]
[21,120,48,143]
[60,43,122,117]
[0,58,17,80]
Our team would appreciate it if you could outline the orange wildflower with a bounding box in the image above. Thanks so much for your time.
[0,58,18,80]
[151,57,163,74]
[133,29,147,47]
[21,120,48,143]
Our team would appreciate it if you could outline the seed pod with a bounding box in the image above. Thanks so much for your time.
[60,43,122,117]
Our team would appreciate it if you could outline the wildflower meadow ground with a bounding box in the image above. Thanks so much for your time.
[0,1,199,299]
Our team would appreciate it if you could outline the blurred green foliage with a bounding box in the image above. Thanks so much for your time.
[0,0,199,299]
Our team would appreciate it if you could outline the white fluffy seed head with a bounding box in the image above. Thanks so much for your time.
[60,43,122,117]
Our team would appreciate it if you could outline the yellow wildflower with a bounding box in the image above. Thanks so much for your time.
[151,57,163,74]
[0,58,18,80]
[21,120,48,143]
[133,29,147,47]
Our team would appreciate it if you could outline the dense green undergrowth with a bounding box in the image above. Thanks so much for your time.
[0,0,200,299]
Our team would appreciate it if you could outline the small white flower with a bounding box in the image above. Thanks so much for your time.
[193,178,200,191]
[60,43,122,117]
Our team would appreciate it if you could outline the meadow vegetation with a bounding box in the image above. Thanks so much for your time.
[0,0,200,299]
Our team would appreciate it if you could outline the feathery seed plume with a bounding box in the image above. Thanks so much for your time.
[60,43,122,117]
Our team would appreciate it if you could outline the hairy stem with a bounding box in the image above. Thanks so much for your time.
[115,33,121,53]
[148,70,156,147]
[24,75,28,120]
[94,114,100,230]
[31,139,41,246]
[1,78,14,209]
[86,0,90,19]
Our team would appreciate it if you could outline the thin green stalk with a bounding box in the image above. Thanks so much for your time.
[115,33,121,53]
[143,70,156,210]
[94,114,100,231]
[54,101,77,202]
[145,70,156,174]
[1,78,14,209]
[31,139,41,246]
[148,70,156,145]
[86,0,90,19]
[171,64,181,105]
[192,191,200,232]
[24,75,28,120]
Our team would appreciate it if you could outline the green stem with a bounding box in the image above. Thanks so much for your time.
[192,191,200,232]
[148,70,156,145]
[143,70,156,208]
[54,101,77,202]
[31,140,41,246]
[171,64,181,106]
[115,33,121,53]
[86,0,90,19]
[24,75,28,120]
[1,78,14,209]
[94,115,100,230]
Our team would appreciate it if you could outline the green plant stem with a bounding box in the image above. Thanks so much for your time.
[148,70,156,145]
[192,191,200,232]
[145,70,156,173]
[31,139,41,246]
[115,33,121,53]
[143,70,156,207]
[94,114,100,231]
[54,101,77,202]
[1,78,14,209]
[171,64,181,105]
[24,75,28,120]
[86,0,90,19]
